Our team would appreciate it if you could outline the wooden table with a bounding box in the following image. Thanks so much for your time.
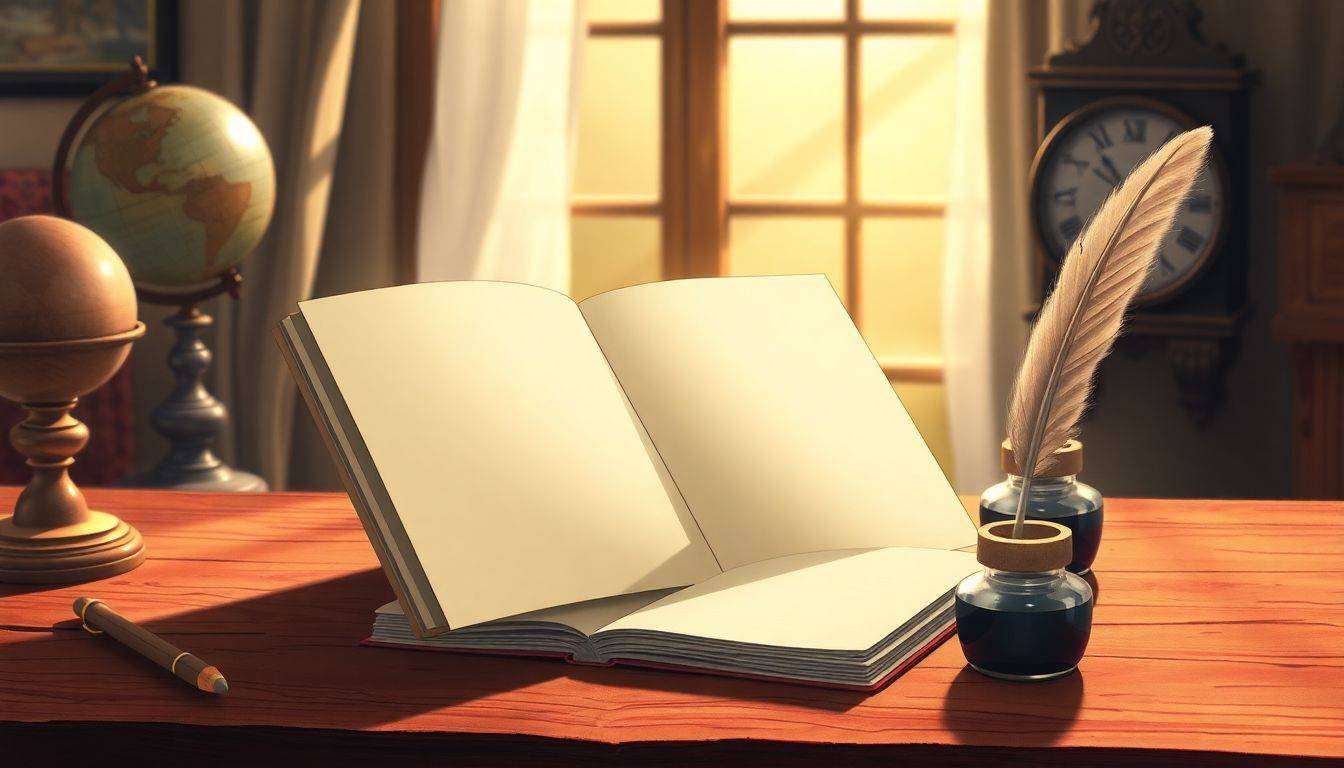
[0,489,1340,766]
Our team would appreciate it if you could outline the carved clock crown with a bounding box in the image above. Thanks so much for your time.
[1050,0,1242,69]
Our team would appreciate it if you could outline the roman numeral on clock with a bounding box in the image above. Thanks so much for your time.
[1123,119,1147,143]
[1060,153,1088,174]
[1053,187,1078,206]
[1176,227,1205,253]
[1088,125,1114,150]
[1157,253,1175,274]
[1059,216,1083,242]
[1187,194,1213,213]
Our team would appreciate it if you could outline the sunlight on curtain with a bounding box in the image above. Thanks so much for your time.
[941,0,994,493]
[417,0,583,291]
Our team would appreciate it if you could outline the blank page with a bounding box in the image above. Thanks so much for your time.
[600,548,980,650]
[300,282,719,628]
[376,588,677,636]
[580,275,976,570]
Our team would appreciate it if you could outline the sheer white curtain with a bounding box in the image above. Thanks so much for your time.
[180,0,365,489]
[942,1,1090,493]
[941,0,997,493]
[416,0,585,291]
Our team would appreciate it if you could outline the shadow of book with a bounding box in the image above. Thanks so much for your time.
[17,563,871,740]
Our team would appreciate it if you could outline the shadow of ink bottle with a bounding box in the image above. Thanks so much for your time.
[980,439,1102,575]
[956,520,1094,681]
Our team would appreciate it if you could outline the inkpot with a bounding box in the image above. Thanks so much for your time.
[979,439,1102,574]
[955,519,1094,681]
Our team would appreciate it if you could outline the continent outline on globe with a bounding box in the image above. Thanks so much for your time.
[68,84,276,292]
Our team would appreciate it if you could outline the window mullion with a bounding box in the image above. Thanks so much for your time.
[683,0,727,278]
[660,0,687,279]
[844,0,861,320]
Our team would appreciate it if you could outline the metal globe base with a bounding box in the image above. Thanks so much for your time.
[122,304,268,493]
[123,465,267,493]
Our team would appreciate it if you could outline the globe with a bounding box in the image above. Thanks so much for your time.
[68,85,275,293]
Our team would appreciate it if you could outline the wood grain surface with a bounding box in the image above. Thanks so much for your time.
[0,488,1341,766]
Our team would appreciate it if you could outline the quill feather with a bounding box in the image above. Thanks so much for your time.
[1006,126,1213,538]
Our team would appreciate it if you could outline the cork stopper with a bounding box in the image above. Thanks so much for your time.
[976,520,1073,572]
[1001,438,1083,477]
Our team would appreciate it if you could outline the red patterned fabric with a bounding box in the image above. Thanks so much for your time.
[0,169,136,486]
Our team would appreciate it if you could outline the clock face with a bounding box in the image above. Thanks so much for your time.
[1034,102,1226,303]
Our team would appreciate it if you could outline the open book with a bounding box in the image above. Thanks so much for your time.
[276,275,978,690]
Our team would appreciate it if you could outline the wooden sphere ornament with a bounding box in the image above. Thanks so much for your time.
[0,215,146,583]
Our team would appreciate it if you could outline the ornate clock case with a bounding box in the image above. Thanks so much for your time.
[1028,0,1255,424]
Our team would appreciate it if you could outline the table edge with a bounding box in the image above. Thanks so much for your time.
[0,721,1337,766]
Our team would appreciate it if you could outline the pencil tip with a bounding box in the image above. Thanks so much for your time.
[198,667,229,694]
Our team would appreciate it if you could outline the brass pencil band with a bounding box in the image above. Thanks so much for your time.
[170,651,189,675]
[1000,438,1083,477]
[79,600,104,635]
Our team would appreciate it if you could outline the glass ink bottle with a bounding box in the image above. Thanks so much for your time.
[980,439,1102,574]
[955,520,1094,681]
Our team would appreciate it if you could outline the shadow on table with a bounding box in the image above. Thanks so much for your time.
[12,557,1108,730]
[938,570,1100,745]
[23,566,869,732]
[938,663,1086,746]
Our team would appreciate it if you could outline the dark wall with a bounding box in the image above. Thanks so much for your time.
[1079,1,1342,498]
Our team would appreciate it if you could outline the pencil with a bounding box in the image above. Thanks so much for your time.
[73,596,229,694]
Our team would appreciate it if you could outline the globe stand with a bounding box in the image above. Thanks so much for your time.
[51,57,270,494]
[122,272,268,492]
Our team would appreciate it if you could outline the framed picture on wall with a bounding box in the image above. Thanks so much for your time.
[0,0,178,95]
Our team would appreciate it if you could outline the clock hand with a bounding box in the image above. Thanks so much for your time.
[1101,155,1122,187]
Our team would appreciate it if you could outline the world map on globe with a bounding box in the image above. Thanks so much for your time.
[69,85,275,291]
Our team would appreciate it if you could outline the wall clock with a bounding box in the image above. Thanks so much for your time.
[1028,0,1255,424]
[1031,96,1230,306]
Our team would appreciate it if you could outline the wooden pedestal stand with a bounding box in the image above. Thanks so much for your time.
[0,325,147,583]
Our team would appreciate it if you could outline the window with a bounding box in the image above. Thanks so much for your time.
[571,0,957,476]
[570,0,666,300]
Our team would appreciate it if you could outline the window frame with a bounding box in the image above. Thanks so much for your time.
[572,6,690,280]
[572,0,954,385]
